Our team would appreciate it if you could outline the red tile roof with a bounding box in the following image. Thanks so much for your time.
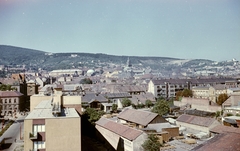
[96,118,143,141]
[0,91,23,98]
[117,108,158,126]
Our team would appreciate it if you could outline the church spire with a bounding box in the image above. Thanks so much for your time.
[127,57,132,67]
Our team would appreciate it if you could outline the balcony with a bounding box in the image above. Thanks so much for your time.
[29,132,37,140]
[30,149,45,151]
[29,132,45,141]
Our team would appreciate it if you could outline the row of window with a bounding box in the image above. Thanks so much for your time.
[1,98,17,104]
[33,124,45,135]
[33,141,45,150]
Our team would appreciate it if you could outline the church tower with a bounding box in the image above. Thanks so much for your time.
[126,57,132,67]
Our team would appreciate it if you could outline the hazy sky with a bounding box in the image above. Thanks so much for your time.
[0,0,239,61]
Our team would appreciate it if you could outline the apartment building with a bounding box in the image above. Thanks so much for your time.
[192,86,210,99]
[148,78,238,99]
[24,100,81,151]
[24,86,81,151]
[30,84,83,114]
[0,91,23,116]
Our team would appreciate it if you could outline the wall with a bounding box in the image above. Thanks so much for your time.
[150,116,167,124]
[162,127,179,139]
[30,95,51,111]
[174,98,221,112]
[96,125,121,150]
[124,132,147,151]
[176,121,210,134]
[45,117,81,151]
[63,96,81,105]
[24,119,33,151]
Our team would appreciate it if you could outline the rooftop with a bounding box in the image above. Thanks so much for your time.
[192,133,240,151]
[210,125,240,134]
[0,91,23,97]
[96,118,143,141]
[25,100,79,120]
[117,108,159,126]
[176,114,218,127]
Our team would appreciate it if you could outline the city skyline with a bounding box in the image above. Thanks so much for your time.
[0,0,239,61]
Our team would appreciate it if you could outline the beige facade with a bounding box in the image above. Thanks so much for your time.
[192,86,209,99]
[24,100,81,151]
[209,85,227,103]
[0,91,23,116]
[30,87,82,114]
[25,85,83,151]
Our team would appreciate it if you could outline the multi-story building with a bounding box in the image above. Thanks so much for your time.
[0,91,23,116]
[148,79,190,99]
[24,86,82,151]
[192,86,210,99]
[148,78,239,99]
[24,101,81,151]
[209,84,227,103]
[30,84,83,114]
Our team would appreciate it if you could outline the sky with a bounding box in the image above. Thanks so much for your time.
[0,0,239,61]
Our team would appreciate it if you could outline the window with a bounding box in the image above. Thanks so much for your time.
[33,125,45,135]
[9,99,11,103]
[33,141,45,149]
[14,99,16,103]
[5,99,7,103]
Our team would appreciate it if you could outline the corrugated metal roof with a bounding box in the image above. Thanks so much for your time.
[96,118,143,141]
[176,114,217,127]
[117,109,158,126]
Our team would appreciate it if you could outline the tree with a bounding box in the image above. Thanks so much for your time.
[0,84,16,91]
[152,100,170,116]
[182,89,193,97]
[175,89,193,101]
[175,91,182,101]
[142,134,161,151]
[215,111,221,118]
[137,103,145,109]
[122,98,132,107]
[217,93,228,105]
[83,108,104,124]
[145,100,153,108]
[112,104,118,113]
[80,78,92,84]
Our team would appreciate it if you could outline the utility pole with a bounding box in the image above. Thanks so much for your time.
[19,122,21,140]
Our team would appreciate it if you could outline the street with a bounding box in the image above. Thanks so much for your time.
[0,115,26,151]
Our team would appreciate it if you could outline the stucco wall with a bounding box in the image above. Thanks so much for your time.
[45,117,81,151]
[30,95,51,111]
[63,96,81,105]
[176,121,209,134]
[96,125,120,150]
[24,119,33,151]
[133,133,147,151]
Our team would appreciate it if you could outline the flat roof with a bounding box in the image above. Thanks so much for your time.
[25,100,79,120]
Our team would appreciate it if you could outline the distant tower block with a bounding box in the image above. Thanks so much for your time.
[127,57,132,67]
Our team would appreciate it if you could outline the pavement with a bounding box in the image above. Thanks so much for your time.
[0,113,26,151]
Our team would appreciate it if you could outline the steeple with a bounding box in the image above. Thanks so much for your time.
[126,57,132,67]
